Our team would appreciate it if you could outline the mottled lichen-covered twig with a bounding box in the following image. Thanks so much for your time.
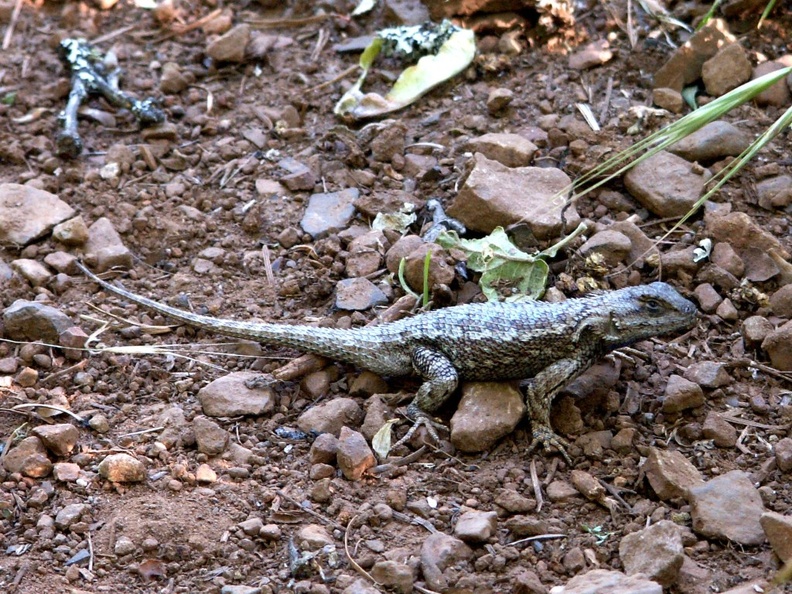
[56,38,165,158]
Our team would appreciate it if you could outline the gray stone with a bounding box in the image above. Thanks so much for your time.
[454,510,498,543]
[193,416,229,456]
[619,520,684,587]
[624,151,712,217]
[297,397,363,436]
[334,277,388,311]
[688,470,766,545]
[450,382,525,452]
[300,188,358,238]
[668,121,751,163]
[197,371,275,417]
[761,511,792,562]
[0,183,75,245]
[550,568,662,594]
[662,375,705,414]
[419,533,473,592]
[2,300,74,343]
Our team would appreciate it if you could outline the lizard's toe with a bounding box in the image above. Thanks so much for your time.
[526,427,572,465]
[391,408,448,451]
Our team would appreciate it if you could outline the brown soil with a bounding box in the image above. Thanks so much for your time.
[1,1,791,593]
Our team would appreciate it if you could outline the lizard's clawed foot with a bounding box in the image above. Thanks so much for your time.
[391,406,448,451]
[526,425,572,465]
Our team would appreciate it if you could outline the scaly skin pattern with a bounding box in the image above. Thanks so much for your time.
[77,262,697,460]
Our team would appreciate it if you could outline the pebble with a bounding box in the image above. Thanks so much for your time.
[448,153,578,239]
[465,133,538,167]
[342,579,380,594]
[775,437,792,472]
[52,462,81,482]
[114,535,136,556]
[454,510,498,543]
[221,586,261,594]
[402,242,456,293]
[98,453,146,482]
[32,423,79,457]
[761,321,792,371]
[486,87,513,115]
[578,230,632,266]
[300,189,358,238]
[196,463,217,483]
[668,121,751,163]
[623,151,712,217]
[370,121,406,163]
[11,258,53,287]
[385,235,425,274]
[662,375,704,414]
[206,24,250,63]
[159,62,190,94]
[756,175,792,210]
[707,211,790,262]
[84,217,132,271]
[701,43,752,96]
[0,183,75,245]
[693,283,722,313]
[619,521,683,586]
[652,19,734,91]
[710,242,744,278]
[370,561,413,594]
[278,158,316,192]
[740,316,773,348]
[334,277,388,311]
[769,284,792,318]
[447,381,524,452]
[761,511,792,562]
[52,215,89,246]
[297,524,334,550]
[238,517,264,537]
[568,39,613,70]
[336,426,375,481]
[752,56,792,107]
[545,480,580,503]
[55,503,88,529]
[652,87,684,113]
[360,395,392,441]
[683,361,731,388]
[2,436,53,478]
[419,533,473,592]
[549,568,661,594]
[2,300,74,343]
[570,469,605,502]
[643,447,704,500]
[193,416,229,456]
[309,432,339,465]
[715,298,738,321]
[297,397,363,436]
[688,470,766,545]
[197,371,275,417]
[702,411,737,447]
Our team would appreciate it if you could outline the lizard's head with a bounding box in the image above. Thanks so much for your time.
[604,282,697,348]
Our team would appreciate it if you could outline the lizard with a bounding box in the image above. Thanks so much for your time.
[75,261,697,462]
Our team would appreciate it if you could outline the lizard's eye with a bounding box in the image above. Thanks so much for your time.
[645,298,662,312]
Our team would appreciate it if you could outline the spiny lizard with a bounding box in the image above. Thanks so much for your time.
[76,262,697,461]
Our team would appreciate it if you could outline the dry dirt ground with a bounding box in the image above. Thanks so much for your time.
[1,1,792,593]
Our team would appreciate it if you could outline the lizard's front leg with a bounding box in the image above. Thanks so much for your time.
[392,346,458,449]
[522,357,590,464]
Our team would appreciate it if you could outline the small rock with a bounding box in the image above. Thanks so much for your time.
[663,375,705,414]
[297,524,334,550]
[297,397,363,436]
[742,315,774,347]
[450,382,525,452]
[775,437,792,472]
[300,189,358,238]
[55,503,88,529]
[710,242,744,278]
[643,447,704,500]
[668,121,751,163]
[32,423,79,457]
[59,326,89,360]
[770,284,792,318]
[193,416,229,456]
[652,87,684,113]
[2,300,74,342]
[11,259,53,287]
[385,235,425,274]
[465,133,538,168]
[568,39,613,70]
[334,278,388,311]
[683,361,731,388]
[619,521,684,587]
[370,561,413,594]
[98,453,145,482]
[495,489,536,513]
[309,432,339,465]
[715,298,738,321]
[707,211,790,261]
[52,462,81,482]
[454,510,498,543]
[570,470,605,502]
[196,463,217,483]
[0,183,75,245]
[624,151,712,217]
[701,43,752,96]
[402,243,456,293]
[84,217,132,272]
[160,62,190,94]
[545,480,580,503]
[206,24,250,63]
[688,470,766,545]
[752,57,792,107]
[197,371,276,417]
[757,175,792,211]
[114,535,136,556]
[653,19,734,91]
[579,230,632,266]
[448,153,578,240]
[419,533,473,592]
[702,411,737,447]
[2,436,53,478]
[370,121,406,163]
[761,511,792,562]
[693,283,722,313]
[487,87,514,115]
[238,517,264,537]
[52,215,89,246]
[762,321,792,371]
[336,426,375,481]
[549,568,662,594]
